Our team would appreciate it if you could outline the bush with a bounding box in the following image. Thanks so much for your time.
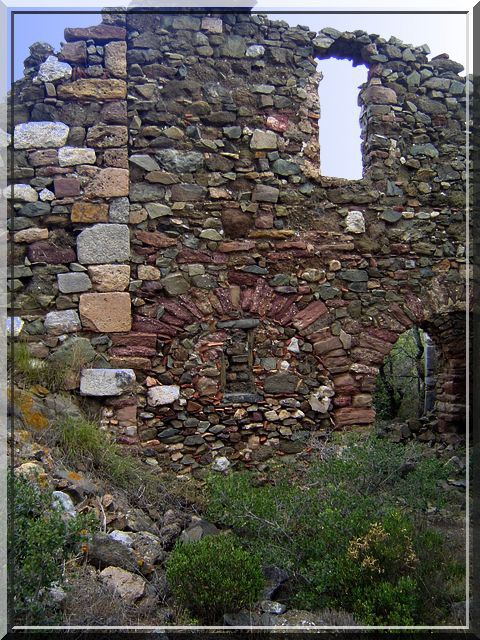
[166,534,264,624]
[206,435,462,625]
[11,472,95,624]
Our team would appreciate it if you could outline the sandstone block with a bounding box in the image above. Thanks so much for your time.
[77,224,130,264]
[27,241,76,264]
[71,202,109,223]
[79,292,131,332]
[334,407,375,427]
[221,210,252,238]
[14,122,69,149]
[64,25,126,43]
[80,368,135,396]
[85,168,129,198]
[103,148,129,169]
[88,264,130,291]
[57,79,127,101]
[138,265,160,280]
[14,228,49,243]
[86,125,128,148]
[104,41,127,78]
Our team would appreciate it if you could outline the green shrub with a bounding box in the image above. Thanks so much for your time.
[11,472,96,624]
[166,534,264,624]
[206,435,461,625]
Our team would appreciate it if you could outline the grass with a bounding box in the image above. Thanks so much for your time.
[54,415,203,513]
[57,416,159,498]
[11,341,67,392]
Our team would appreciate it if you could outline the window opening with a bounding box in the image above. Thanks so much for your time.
[317,58,367,180]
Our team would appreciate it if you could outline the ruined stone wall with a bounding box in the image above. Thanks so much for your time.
[8,9,469,472]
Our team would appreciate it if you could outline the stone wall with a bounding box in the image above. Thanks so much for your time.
[8,8,469,472]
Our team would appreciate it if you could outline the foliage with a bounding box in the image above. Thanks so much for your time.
[11,472,95,625]
[166,534,264,624]
[374,327,427,421]
[206,435,461,625]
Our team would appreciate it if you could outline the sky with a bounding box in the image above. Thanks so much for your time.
[7,6,469,179]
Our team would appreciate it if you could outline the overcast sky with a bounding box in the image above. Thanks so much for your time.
[9,6,468,179]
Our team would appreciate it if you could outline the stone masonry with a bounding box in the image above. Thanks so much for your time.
[8,8,469,472]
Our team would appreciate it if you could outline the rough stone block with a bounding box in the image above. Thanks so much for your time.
[250,129,277,150]
[58,146,96,166]
[109,197,130,223]
[44,309,81,335]
[57,272,92,293]
[27,241,76,264]
[36,55,72,82]
[147,385,181,406]
[88,264,130,291]
[345,210,365,234]
[85,168,129,198]
[58,41,87,64]
[86,125,128,148]
[80,368,135,396]
[54,177,81,198]
[252,184,279,203]
[9,184,38,202]
[171,183,207,201]
[77,224,130,264]
[14,122,70,149]
[79,292,132,332]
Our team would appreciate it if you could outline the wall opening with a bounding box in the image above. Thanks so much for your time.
[373,327,434,422]
[316,58,367,180]
[221,327,258,403]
